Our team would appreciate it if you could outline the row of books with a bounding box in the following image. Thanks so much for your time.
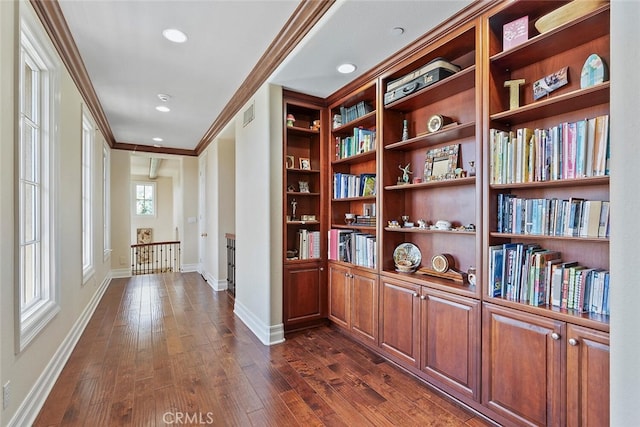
[333,173,376,199]
[489,114,609,184]
[328,229,376,269]
[488,243,610,315]
[296,229,321,260]
[336,101,374,127]
[497,195,610,238]
[334,127,376,159]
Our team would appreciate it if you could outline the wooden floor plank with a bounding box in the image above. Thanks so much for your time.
[34,272,491,427]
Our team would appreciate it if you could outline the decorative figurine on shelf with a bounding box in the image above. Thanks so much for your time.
[399,163,412,184]
[311,119,321,131]
[286,113,296,127]
[401,119,409,141]
[345,212,356,225]
[291,198,297,220]
[417,219,428,229]
[388,220,401,228]
[468,160,476,177]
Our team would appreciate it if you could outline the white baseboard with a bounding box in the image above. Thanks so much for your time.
[110,268,131,278]
[181,263,199,272]
[199,269,228,291]
[233,300,285,346]
[7,272,112,427]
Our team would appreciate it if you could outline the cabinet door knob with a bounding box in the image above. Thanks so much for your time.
[420,295,426,300]
[319,267,324,271]
[551,332,561,341]
[568,338,579,346]
[413,292,419,297]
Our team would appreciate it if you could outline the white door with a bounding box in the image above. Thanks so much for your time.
[198,152,208,276]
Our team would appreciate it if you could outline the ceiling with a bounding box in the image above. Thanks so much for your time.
[55,0,474,154]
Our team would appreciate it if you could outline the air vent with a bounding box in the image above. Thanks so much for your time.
[243,102,255,127]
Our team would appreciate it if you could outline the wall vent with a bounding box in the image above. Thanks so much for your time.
[243,102,255,127]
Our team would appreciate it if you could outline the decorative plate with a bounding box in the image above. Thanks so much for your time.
[393,243,422,271]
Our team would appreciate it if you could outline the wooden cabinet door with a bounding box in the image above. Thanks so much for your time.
[420,289,480,401]
[328,263,350,328]
[379,278,421,367]
[284,262,323,325]
[482,304,564,427]
[350,270,378,345]
[566,324,610,427]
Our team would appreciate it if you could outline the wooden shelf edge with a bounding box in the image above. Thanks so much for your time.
[331,196,377,202]
[384,122,475,151]
[490,82,609,124]
[385,176,475,190]
[490,232,609,242]
[380,269,478,297]
[490,176,609,189]
[332,110,377,133]
[385,227,475,235]
[331,149,376,165]
[483,298,609,332]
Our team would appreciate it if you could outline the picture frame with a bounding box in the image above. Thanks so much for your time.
[298,181,310,193]
[299,157,311,170]
[285,155,295,169]
[424,144,459,181]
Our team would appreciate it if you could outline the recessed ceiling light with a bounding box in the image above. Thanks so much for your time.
[337,63,357,74]
[162,28,188,43]
[152,137,163,142]
[155,105,170,112]
[157,93,171,102]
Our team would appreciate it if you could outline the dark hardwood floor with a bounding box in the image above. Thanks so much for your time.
[34,272,493,426]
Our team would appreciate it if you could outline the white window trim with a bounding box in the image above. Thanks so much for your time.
[133,181,157,217]
[17,2,61,352]
[103,142,111,260]
[82,107,95,283]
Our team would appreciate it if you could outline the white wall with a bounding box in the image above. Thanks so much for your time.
[201,136,236,289]
[179,156,200,269]
[610,0,640,423]
[233,83,284,345]
[110,150,132,274]
[130,175,174,243]
[0,2,112,425]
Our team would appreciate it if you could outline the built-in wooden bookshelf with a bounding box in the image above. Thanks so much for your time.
[313,1,610,424]
[481,2,610,425]
[282,91,327,331]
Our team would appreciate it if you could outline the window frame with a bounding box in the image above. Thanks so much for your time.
[81,107,95,282]
[103,141,111,260]
[133,181,157,217]
[17,2,61,352]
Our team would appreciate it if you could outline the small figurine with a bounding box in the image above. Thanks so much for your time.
[399,163,413,184]
[291,198,297,220]
[286,113,296,127]
[417,219,427,229]
[401,119,409,141]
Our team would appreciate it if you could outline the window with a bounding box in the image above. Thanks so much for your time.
[135,182,156,216]
[17,4,60,351]
[82,109,94,281]
[103,142,111,259]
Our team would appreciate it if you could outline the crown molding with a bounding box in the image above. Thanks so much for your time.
[194,0,336,155]
[29,0,116,147]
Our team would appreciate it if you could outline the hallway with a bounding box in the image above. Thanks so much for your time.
[34,273,490,426]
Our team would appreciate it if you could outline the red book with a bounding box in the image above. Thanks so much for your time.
[503,16,529,51]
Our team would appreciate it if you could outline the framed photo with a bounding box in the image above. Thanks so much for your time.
[285,155,295,169]
[298,181,310,193]
[299,157,311,170]
[424,144,459,181]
